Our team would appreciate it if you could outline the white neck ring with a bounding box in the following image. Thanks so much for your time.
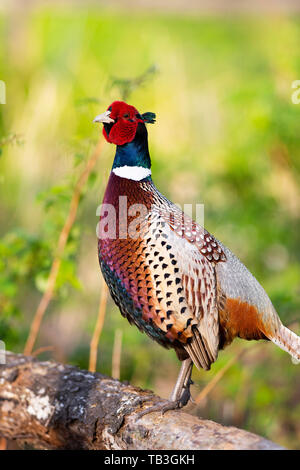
[112,166,151,181]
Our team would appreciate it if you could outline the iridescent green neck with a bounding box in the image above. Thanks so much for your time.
[112,123,151,171]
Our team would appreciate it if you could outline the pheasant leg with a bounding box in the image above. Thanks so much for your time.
[169,358,193,406]
[136,358,193,419]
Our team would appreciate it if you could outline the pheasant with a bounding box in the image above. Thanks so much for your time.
[94,100,300,412]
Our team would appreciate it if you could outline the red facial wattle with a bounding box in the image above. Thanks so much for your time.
[102,101,144,146]
[103,119,138,146]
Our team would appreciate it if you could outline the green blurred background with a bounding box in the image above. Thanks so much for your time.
[0,0,300,449]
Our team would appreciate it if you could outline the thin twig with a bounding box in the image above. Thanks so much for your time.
[112,328,122,380]
[195,349,246,404]
[24,138,105,356]
[89,280,108,372]
[110,65,157,101]
[32,346,55,357]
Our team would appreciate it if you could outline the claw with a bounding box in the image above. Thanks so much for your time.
[135,399,182,420]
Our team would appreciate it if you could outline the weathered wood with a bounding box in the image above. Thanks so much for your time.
[0,352,283,450]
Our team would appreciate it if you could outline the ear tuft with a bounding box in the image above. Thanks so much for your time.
[141,112,156,124]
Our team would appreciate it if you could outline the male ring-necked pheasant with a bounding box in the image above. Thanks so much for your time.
[94,100,300,412]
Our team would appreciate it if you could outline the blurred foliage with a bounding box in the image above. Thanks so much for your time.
[0,6,300,448]
[109,65,158,101]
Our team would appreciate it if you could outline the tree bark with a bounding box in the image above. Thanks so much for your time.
[0,352,283,450]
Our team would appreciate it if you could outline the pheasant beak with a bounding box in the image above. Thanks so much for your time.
[93,110,115,124]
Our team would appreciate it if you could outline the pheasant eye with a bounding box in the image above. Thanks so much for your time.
[123,113,129,118]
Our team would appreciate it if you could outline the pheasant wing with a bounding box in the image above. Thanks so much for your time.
[145,205,224,370]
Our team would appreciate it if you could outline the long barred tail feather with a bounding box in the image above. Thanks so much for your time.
[270,324,300,362]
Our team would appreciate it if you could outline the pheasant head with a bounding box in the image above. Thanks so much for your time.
[93,100,156,146]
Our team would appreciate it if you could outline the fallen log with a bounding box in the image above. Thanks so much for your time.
[0,352,283,450]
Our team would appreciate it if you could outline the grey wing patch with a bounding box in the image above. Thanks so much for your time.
[215,241,279,325]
